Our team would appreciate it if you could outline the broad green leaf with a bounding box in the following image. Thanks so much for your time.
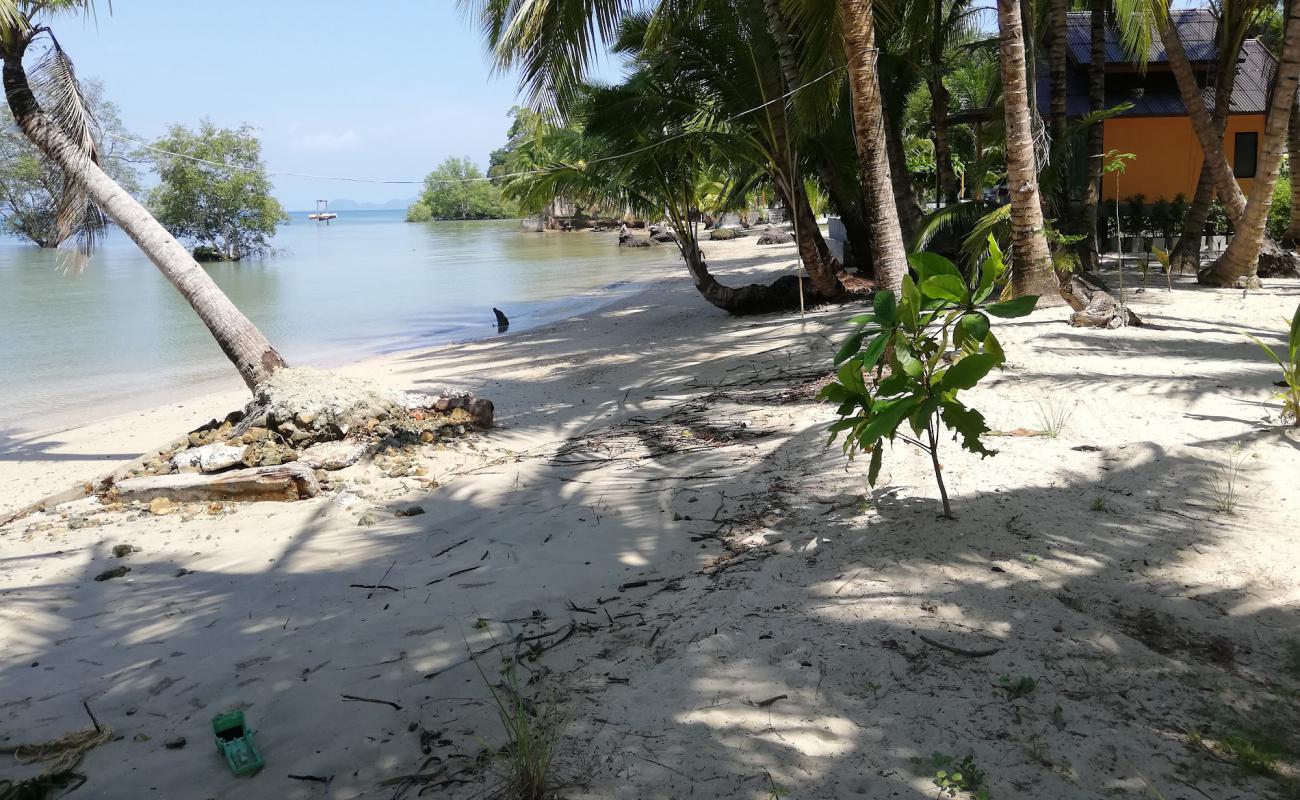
[956,312,990,347]
[876,371,909,396]
[984,330,1005,364]
[867,445,883,485]
[909,252,963,284]
[900,275,921,330]
[837,359,867,396]
[985,295,1039,318]
[940,352,998,391]
[1289,304,1300,363]
[909,394,942,435]
[873,291,896,325]
[860,331,890,370]
[818,382,852,403]
[859,396,918,445]
[847,313,876,327]
[837,398,858,416]
[921,275,968,303]
[835,333,863,365]
[941,400,995,457]
[894,332,923,377]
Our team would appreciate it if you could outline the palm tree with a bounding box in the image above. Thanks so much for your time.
[0,2,286,390]
[842,0,909,292]
[1076,0,1106,272]
[995,0,1060,301]
[1288,103,1300,247]
[1201,2,1300,286]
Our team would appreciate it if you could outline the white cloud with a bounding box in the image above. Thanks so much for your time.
[292,129,361,152]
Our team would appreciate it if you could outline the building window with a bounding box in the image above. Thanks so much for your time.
[1234,132,1258,178]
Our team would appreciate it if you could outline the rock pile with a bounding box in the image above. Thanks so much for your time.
[101,368,493,505]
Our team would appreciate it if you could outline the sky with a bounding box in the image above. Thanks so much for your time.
[50,1,542,210]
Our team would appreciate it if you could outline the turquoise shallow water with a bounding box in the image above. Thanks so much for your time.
[0,211,672,430]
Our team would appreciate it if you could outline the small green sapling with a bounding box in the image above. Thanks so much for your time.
[820,238,1038,518]
[1243,302,1300,426]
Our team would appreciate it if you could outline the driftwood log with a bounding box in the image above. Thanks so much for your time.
[1060,274,1142,328]
[110,463,320,503]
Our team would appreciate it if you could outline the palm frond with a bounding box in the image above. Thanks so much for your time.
[959,202,1011,265]
[458,0,635,111]
[29,31,106,253]
[912,199,994,252]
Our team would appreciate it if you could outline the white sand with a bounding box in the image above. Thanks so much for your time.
[2,238,1298,799]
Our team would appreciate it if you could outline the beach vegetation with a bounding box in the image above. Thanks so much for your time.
[0,79,139,248]
[0,1,288,389]
[409,156,508,221]
[148,121,287,261]
[822,239,1036,518]
[1243,302,1300,425]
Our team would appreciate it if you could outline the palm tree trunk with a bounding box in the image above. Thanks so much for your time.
[930,74,959,206]
[1201,5,1300,286]
[1170,165,1215,271]
[1048,0,1068,154]
[2,45,286,391]
[1168,83,1234,273]
[1076,0,1105,272]
[843,0,909,294]
[1158,12,1246,221]
[1288,101,1300,247]
[930,0,958,205]
[996,0,1062,302]
[884,107,924,242]
[1169,12,1238,272]
[678,231,817,313]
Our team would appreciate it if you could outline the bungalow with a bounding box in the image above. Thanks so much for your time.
[1045,8,1275,203]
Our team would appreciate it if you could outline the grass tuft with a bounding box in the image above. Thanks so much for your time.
[476,659,560,800]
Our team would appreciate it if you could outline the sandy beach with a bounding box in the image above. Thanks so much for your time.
[3,235,1299,799]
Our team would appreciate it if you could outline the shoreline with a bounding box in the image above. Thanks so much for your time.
[5,262,675,441]
[2,239,1299,799]
[0,234,771,516]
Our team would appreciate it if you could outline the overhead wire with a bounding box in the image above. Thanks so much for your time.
[92,60,851,187]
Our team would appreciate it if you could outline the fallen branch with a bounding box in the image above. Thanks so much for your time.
[917,632,1001,658]
[340,693,402,711]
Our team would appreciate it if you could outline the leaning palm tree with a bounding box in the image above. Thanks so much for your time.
[1201,2,1300,286]
[1137,0,1300,283]
[0,1,286,390]
[995,0,1060,301]
[534,76,819,313]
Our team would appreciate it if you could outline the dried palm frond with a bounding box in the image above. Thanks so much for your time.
[28,31,106,254]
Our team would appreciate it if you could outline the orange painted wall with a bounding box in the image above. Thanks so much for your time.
[1100,114,1264,202]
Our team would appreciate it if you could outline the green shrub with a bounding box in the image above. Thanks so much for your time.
[1170,193,1190,237]
[821,237,1037,519]
[405,201,433,223]
[1243,302,1300,426]
[1267,178,1290,242]
[1150,197,1175,241]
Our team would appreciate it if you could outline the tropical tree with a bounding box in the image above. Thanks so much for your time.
[411,156,508,220]
[1289,105,1300,247]
[840,0,910,292]
[1076,0,1106,272]
[0,1,286,390]
[995,0,1060,301]
[0,77,138,247]
[1146,0,1300,284]
[1201,5,1300,286]
[149,121,287,261]
[1161,3,1249,273]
